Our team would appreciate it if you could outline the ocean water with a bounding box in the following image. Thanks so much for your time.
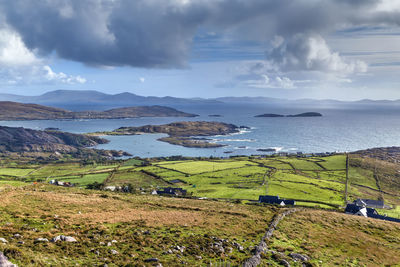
[2,103,400,158]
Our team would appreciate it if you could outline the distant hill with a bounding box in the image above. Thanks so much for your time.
[0,90,221,111]
[0,102,197,120]
[2,90,400,111]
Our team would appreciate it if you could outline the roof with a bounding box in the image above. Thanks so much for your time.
[354,199,384,208]
[345,204,378,216]
[258,195,280,203]
[345,204,362,214]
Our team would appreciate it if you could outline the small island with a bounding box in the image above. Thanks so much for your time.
[254,114,284,117]
[255,112,322,117]
[95,121,246,148]
[286,112,322,117]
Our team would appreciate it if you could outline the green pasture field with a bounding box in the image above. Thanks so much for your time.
[108,170,168,187]
[61,173,110,186]
[0,153,398,217]
[155,160,257,174]
[0,168,35,177]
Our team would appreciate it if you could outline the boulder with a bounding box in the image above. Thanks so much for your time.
[0,238,8,243]
[0,252,18,267]
[289,253,310,262]
[51,235,77,243]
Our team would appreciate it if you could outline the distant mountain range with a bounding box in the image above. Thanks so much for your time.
[0,90,400,111]
[0,90,220,111]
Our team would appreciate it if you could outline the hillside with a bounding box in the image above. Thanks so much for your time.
[0,102,197,120]
[0,153,399,265]
[0,101,72,120]
[0,184,399,266]
[0,125,108,153]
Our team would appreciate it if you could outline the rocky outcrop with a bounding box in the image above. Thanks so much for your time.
[0,252,17,267]
[0,126,107,153]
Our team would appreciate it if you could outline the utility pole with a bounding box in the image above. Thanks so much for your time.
[345,153,349,203]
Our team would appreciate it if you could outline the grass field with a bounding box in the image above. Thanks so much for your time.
[0,184,399,266]
[0,153,399,218]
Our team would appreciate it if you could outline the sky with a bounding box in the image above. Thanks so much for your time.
[1,0,400,100]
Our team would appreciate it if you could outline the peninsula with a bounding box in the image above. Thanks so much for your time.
[95,121,244,148]
[255,112,322,117]
[0,101,197,120]
[0,126,129,158]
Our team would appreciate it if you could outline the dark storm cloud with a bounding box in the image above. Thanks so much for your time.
[0,0,399,68]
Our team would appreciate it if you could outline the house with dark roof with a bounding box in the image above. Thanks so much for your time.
[345,204,378,217]
[354,199,386,209]
[258,195,295,206]
[156,187,187,196]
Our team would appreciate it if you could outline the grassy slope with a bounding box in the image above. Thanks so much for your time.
[0,185,399,266]
[1,154,399,214]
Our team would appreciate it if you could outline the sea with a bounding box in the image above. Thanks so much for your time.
[2,103,400,158]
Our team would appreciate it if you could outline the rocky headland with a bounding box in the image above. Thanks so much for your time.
[0,126,130,158]
[96,121,245,148]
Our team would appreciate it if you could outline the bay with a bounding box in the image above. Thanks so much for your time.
[1,103,400,157]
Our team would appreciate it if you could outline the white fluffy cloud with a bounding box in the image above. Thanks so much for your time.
[0,28,37,66]
[0,28,86,86]
[267,34,368,75]
[43,65,86,84]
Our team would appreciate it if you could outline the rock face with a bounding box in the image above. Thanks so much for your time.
[0,252,17,267]
[0,101,197,120]
[0,126,108,153]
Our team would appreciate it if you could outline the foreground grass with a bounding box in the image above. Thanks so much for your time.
[0,185,399,266]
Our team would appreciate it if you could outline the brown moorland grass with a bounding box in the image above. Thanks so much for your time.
[0,184,400,266]
[271,209,400,266]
